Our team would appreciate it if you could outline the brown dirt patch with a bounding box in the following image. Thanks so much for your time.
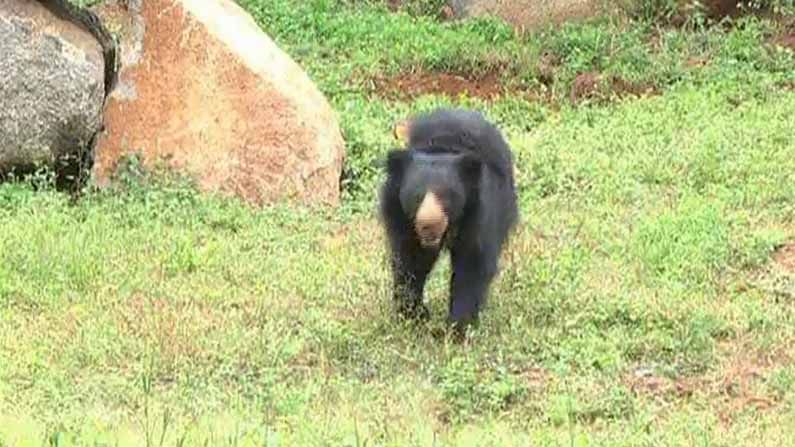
[625,340,793,426]
[385,0,454,20]
[780,81,795,91]
[685,57,710,68]
[570,72,658,104]
[368,70,519,102]
[771,33,795,52]
[743,241,795,301]
[368,68,657,105]
[702,0,742,19]
[610,76,658,97]
[773,242,795,273]
[569,71,602,103]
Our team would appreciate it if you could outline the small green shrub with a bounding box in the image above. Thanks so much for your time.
[435,356,527,422]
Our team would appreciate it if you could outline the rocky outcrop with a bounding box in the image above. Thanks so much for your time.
[92,0,346,207]
[450,0,605,30]
[0,0,117,188]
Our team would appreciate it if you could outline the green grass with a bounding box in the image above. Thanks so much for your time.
[3,0,795,445]
[234,0,795,204]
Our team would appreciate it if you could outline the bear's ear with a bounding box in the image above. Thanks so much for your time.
[393,120,411,144]
[457,153,482,185]
[385,149,411,176]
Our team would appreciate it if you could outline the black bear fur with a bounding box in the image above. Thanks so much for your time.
[378,108,519,334]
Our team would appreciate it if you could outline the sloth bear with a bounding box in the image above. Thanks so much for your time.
[379,108,518,335]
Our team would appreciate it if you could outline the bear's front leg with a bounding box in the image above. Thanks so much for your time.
[447,246,497,336]
[391,237,439,322]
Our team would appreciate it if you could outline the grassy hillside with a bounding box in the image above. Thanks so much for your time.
[2,1,795,445]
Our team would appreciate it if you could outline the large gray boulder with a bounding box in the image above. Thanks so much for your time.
[450,0,606,30]
[0,0,117,188]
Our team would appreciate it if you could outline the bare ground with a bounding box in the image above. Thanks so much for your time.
[365,68,658,104]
